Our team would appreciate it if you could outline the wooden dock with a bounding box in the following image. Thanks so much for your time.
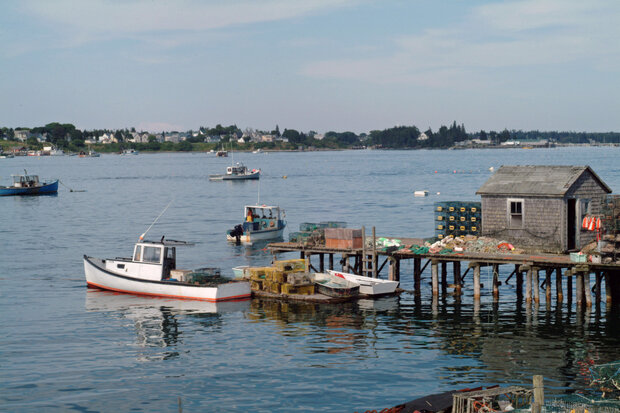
[268,237,620,307]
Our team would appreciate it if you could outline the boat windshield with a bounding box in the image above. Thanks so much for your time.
[142,246,162,263]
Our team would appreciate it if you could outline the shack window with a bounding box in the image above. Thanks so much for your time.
[508,199,523,228]
[133,245,142,261]
[580,199,591,222]
[142,246,162,263]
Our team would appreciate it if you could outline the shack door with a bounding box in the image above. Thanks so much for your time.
[567,199,576,250]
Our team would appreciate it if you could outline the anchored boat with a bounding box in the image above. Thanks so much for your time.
[327,270,399,296]
[84,238,251,302]
[309,272,360,298]
[0,171,58,196]
[227,205,286,244]
[209,162,260,181]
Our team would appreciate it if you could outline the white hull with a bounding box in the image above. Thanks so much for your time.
[226,227,284,244]
[84,256,251,302]
[327,270,399,296]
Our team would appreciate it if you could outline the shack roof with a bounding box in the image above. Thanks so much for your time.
[476,165,612,196]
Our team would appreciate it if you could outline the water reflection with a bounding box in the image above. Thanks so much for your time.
[245,293,620,394]
[85,289,250,360]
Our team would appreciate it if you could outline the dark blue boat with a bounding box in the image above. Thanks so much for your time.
[0,172,59,196]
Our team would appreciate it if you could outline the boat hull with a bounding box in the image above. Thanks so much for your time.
[0,180,59,196]
[327,270,399,296]
[209,171,260,181]
[84,256,251,302]
[226,227,284,244]
[310,272,360,298]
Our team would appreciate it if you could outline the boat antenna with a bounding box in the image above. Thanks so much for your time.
[139,200,173,241]
[257,178,260,205]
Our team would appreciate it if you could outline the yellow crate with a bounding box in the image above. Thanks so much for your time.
[471,226,478,232]
[460,226,466,231]
[471,217,477,222]
[471,207,477,213]
[250,280,263,291]
[280,283,296,295]
[437,215,444,221]
[296,285,315,295]
[460,207,466,212]
[449,225,455,231]
[247,267,271,280]
[449,206,455,212]
[437,224,444,230]
[449,216,456,221]
[436,206,443,212]
[438,234,444,239]
[273,259,306,273]
[269,282,281,294]
[460,216,466,222]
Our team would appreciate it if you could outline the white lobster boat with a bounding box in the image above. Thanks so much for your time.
[326,270,399,296]
[84,238,251,302]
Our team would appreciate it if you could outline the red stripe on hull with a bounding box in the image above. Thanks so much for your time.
[86,281,251,302]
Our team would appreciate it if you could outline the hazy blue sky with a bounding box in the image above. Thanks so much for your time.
[1,0,619,133]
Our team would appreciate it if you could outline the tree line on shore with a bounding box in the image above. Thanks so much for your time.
[2,121,619,153]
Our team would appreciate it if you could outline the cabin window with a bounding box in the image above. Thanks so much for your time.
[133,246,142,261]
[142,246,162,263]
[508,199,523,228]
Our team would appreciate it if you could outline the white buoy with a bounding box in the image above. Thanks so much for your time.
[414,190,429,197]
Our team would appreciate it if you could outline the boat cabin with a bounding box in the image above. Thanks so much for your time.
[243,205,284,232]
[12,174,40,188]
[105,239,193,281]
[227,163,248,175]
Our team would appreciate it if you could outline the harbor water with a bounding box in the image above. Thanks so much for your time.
[1,147,620,412]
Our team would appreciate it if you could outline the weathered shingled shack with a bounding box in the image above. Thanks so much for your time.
[476,165,612,253]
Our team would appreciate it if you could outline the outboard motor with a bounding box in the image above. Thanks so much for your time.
[230,224,244,245]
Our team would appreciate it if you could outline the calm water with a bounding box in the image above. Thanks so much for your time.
[1,147,620,412]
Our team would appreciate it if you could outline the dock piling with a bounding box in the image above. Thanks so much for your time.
[431,261,439,297]
[473,263,481,300]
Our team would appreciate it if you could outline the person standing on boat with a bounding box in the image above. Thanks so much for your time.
[247,208,254,222]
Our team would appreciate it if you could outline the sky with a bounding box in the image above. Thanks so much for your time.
[1,0,619,134]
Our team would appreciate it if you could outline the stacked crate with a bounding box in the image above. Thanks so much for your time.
[435,201,482,239]
[289,221,347,245]
[601,195,620,234]
[324,228,363,249]
[247,260,315,295]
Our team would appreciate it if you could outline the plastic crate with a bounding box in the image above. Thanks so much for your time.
[570,252,587,263]
[299,222,318,231]
[274,259,306,273]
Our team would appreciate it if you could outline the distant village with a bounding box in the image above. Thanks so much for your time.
[1,122,619,154]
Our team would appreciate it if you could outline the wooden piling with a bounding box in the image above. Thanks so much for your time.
[431,261,439,297]
[492,264,500,301]
[584,272,592,308]
[605,273,612,304]
[329,254,334,270]
[576,273,584,306]
[567,273,573,303]
[441,262,447,295]
[453,261,462,296]
[526,269,532,303]
[342,254,350,272]
[319,254,325,272]
[595,272,602,303]
[532,375,544,413]
[473,264,481,300]
[545,269,552,303]
[532,268,540,303]
[413,258,421,296]
[556,268,563,303]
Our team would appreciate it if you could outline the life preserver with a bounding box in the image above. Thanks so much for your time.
[582,216,588,229]
[588,217,595,231]
[596,217,601,230]
[269,221,275,227]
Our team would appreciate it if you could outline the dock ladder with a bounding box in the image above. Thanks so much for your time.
[361,226,378,278]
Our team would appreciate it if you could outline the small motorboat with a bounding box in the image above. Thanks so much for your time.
[78,149,100,157]
[326,270,399,296]
[84,238,251,302]
[227,205,286,244]
[209,162,260,181]
[0,171,58,196]
[309,272,360,298]
[121,148,139,155]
